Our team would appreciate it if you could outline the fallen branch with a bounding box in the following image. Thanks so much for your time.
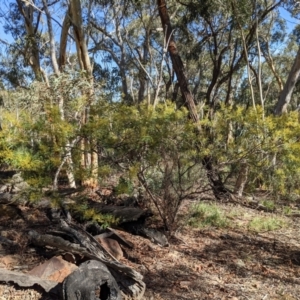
[28,221,145,299]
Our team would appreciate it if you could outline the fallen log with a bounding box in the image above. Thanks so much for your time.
[28,220,145,299]
[85,201,152,224]
[83,201,169,246]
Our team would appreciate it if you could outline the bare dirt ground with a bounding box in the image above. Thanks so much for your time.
[1,198,300,300]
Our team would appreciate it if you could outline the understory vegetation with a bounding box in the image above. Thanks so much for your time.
[0,0,300,234]
[1,93,300,231]
[187,202,287,232]
[3,2,300,298]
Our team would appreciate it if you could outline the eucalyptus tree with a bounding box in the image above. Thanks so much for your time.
[172,0,284,110]
[89,0,171,105]
[0,0,46,85]
[89,0,134,103]
[156,0,199,122]
[0,0,100,188]
[274,42,300,114]
[154,0,285,199]
[268,0,300,114]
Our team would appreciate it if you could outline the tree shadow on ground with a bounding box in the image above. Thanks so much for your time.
[192,229,300,283]
[143,228,300,299]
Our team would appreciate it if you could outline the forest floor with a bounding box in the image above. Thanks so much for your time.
[1,193,300,300]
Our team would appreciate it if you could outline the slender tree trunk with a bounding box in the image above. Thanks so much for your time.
[234,161,249,197]
[266,56,283,92]
[137,31,150,103]
[90,18,130,103]
[157,0,229,199]
[256,17,264,119]
[239,24,256,111]
[42,0,76,189]
[16,0,42,81]
[120,61,131,102]
[157,0,199,124]
[262,37,283,93]
[42,0,59,75]
[274,46,300,115]
[70,0,98,187]
[202,156,230,200]
[59,6,71,71]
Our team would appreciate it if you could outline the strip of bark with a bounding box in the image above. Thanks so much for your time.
[0,268,60,294]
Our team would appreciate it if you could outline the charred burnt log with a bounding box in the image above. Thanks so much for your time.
[28,221,145,299]
[62,260,122,300]
[83,201,168,246]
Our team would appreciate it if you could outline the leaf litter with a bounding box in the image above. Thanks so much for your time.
[0,199,300,299]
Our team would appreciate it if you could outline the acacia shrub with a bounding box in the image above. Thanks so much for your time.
[0,73,89,186]
[199,105,300,197]
[88,102,207,231]
[2,87,300,228]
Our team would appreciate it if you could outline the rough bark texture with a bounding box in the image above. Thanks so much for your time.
[157,0,230,200]
[62,260,122,300]
[202,156,231,200]
[157,0,199,125]
[85,201,168,246]
[274,46,300,115]
[28,220,146,299]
